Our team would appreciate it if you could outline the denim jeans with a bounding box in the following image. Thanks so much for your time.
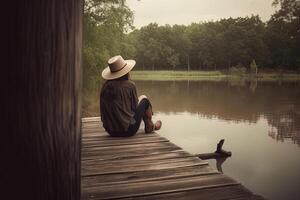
[108,98,151,137]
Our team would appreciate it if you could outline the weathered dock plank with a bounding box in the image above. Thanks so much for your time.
[81,117,264,200]
[82,157,208,176]
[120,185,262,200]
[82,174,238,200]
[82,165,219,187]
[82,137,168,148]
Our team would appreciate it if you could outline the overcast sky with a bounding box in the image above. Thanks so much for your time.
[127,0,277,28]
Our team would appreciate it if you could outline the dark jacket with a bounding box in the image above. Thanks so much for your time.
[100,79,138,133]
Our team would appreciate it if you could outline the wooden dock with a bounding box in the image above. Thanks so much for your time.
[81,117,264,200]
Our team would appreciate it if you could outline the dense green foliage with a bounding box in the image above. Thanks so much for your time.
[83,0,300,88]
[83,0,133,88]
[266,0,300,69]
[125,17,269,71]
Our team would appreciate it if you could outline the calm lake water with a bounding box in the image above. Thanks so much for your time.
[83,79,300,200]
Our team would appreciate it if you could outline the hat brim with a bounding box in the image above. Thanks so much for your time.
[101,60,136,80]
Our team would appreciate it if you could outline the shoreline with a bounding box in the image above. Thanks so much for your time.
[131,70,300,81]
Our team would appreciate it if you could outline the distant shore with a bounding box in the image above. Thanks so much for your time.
[131,70,300,81]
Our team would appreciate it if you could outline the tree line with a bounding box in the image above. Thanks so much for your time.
[83,0,300,87]
[124,17,268,71]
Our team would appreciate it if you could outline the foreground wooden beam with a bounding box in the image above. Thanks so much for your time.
[2,1,83,199]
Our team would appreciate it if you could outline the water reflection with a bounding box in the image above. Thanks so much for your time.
[135,80,300,146]
[216,157,228,173]
[268,111,300,146]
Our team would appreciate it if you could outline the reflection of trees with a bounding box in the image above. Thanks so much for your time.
[136,80,300,145]
[262,82,300,146]
[267,110,300,147]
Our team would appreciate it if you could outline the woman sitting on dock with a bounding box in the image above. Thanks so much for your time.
[100,55,162,137]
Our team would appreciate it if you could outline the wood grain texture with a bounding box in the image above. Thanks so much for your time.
[82,174,238,200]
[82,135,168,148]
[82,157,208,176]
[1,1,82,199]
[82,165,219,187]
[119,185,257,200]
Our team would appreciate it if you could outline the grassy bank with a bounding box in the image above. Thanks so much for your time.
[131,70,300,81]
[131,70,227,81]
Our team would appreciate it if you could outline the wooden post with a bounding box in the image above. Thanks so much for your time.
[1,1,83,199]
[196,139,232,160]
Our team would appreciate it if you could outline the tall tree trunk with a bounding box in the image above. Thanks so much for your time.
[1,1,83,200]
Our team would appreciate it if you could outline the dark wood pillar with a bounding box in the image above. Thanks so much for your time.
[1,1,83,199]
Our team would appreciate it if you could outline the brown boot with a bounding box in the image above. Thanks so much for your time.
[144,119,154,133]
[144,105,153,133]
[145,104,153,119]
[143,105,162,133]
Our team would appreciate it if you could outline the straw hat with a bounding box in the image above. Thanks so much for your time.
[102,55,136,80]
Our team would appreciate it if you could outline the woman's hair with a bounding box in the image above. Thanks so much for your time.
[117,73,129,81]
